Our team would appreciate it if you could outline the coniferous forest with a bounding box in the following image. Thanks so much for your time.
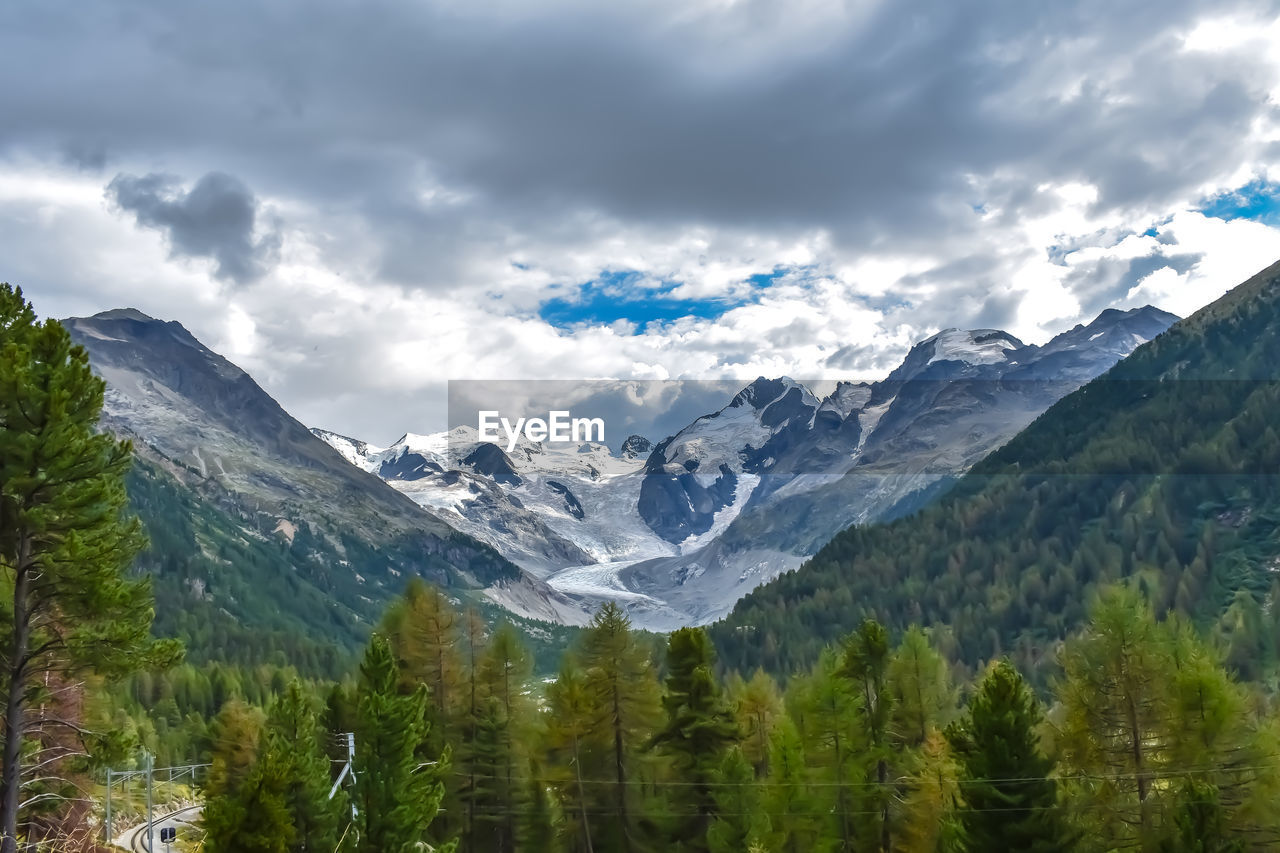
[8,257,1280,853]
[11,0,1280,848]
[149,581,1280,853]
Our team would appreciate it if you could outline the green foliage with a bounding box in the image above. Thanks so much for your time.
[761,717,820,853]
[841,619,893,851]
[705,748,770,853]
[0,284,183,843]
[790,648,860,850]
[652,627,739,850]
[354,634,452,853]
[543,663,597,853]
[76,578,1280,852]
[888,626,956,749]
[127,459,361,679]
[945,660,1072,853]
[266,681,343,852]
[574,601,662,853]
[205,741,296,853]
[0,281,186,840]
[712,263,1280,681]
[1055,587,1280,850]
[1159,780,1246,853]
[728,668,784,778]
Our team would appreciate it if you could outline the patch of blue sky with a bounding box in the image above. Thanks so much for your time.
[1197,179,1280,225]
[538,268,789,333]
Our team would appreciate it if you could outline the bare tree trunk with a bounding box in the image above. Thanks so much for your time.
[573,732,594,853]
[612,679,631,853]
[878,756,890,852]
[1,539,31,853]
[833,727,851,851]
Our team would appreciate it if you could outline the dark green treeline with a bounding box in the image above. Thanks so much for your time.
[194,579,1280,852]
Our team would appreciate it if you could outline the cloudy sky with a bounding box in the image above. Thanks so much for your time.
[4,0,1280,443]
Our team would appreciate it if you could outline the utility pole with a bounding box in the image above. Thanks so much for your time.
[328,733,358,821]
[145,750,154,853]
[104,768,112,842]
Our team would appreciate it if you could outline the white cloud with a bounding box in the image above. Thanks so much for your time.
[4,1,1280,440]
[1120,212,1280,316]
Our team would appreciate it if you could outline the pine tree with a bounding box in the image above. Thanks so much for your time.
[652,627,739,851]
[0,284,182,850]
[945,660,1073,853]
[354,633,452,853]
[266,681,343,852]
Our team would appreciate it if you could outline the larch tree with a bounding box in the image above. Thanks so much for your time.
[476,622,534,852]
[544,663,597,853]
[841,619,893,852]
[728,668,783,778]
[792,648,859,851]
[578,602,660,853]
[761,717,819,853]
[1056,587,1180,847]
[888,626,955,749]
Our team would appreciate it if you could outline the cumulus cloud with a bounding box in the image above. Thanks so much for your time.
[107,172,280,285]
[1,0,1279,439]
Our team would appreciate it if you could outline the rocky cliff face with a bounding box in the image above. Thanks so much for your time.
[315,305,1178,629]
[62,310,583,633]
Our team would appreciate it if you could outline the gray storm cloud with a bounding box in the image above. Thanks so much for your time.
[107,172,280,285]
[1,0,1278,440]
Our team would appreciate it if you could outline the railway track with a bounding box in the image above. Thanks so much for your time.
[124,804,202,852]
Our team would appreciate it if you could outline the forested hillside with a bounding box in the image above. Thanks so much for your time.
[128,453,580,680]
[712,259,1280,679]
[193,582,1280,853]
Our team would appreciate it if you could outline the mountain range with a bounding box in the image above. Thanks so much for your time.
[710,258,1280,678]
[63,309,586,675]
[312,304,1177,629]
[62,299,1181,667]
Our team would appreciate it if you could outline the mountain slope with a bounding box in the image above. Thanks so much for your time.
[63,309,538,674]
[622,306,1177,622]
[313,306,1175,630]
[710,261,1280,678]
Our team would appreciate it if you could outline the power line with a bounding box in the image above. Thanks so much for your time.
[442,759,1280,789]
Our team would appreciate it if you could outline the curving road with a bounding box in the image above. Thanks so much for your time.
[122,804,202,852]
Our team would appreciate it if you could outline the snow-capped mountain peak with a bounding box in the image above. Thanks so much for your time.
[313,304,1180,631]
[924,328,1024,366]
